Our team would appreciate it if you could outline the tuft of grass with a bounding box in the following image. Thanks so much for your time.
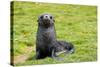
[11,1,97,66]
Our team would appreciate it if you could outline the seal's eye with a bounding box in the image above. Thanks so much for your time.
[40,16,43,19]
[50,16,52,19]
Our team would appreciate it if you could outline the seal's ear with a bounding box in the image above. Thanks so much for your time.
[53,20,55,22]
[37,19,39,22]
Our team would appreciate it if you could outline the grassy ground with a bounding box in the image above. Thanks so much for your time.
[11,1,97,66]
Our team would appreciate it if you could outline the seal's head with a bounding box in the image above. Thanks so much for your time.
[37,13,55,28]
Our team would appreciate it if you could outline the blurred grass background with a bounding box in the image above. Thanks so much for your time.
[11,1,97,66]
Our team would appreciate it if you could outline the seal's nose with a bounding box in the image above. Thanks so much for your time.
[45,15,48,18]
[43,15,49,20]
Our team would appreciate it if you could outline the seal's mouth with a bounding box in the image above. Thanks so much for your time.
[42,19,51,28]
[43,19,50,23]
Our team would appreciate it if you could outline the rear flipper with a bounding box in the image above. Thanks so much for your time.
[51,41,75,60]
[51,49,64,61]
[57,41,75,54]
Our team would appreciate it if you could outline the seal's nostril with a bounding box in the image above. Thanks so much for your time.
[45,16,48,18]
[44,15,49,19]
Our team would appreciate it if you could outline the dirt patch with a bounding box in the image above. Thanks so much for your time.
[14,47,33,64]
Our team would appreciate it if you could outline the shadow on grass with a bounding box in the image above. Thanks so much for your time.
[27,54,36,61]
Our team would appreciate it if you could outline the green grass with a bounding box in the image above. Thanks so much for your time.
[11,1,97,66]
